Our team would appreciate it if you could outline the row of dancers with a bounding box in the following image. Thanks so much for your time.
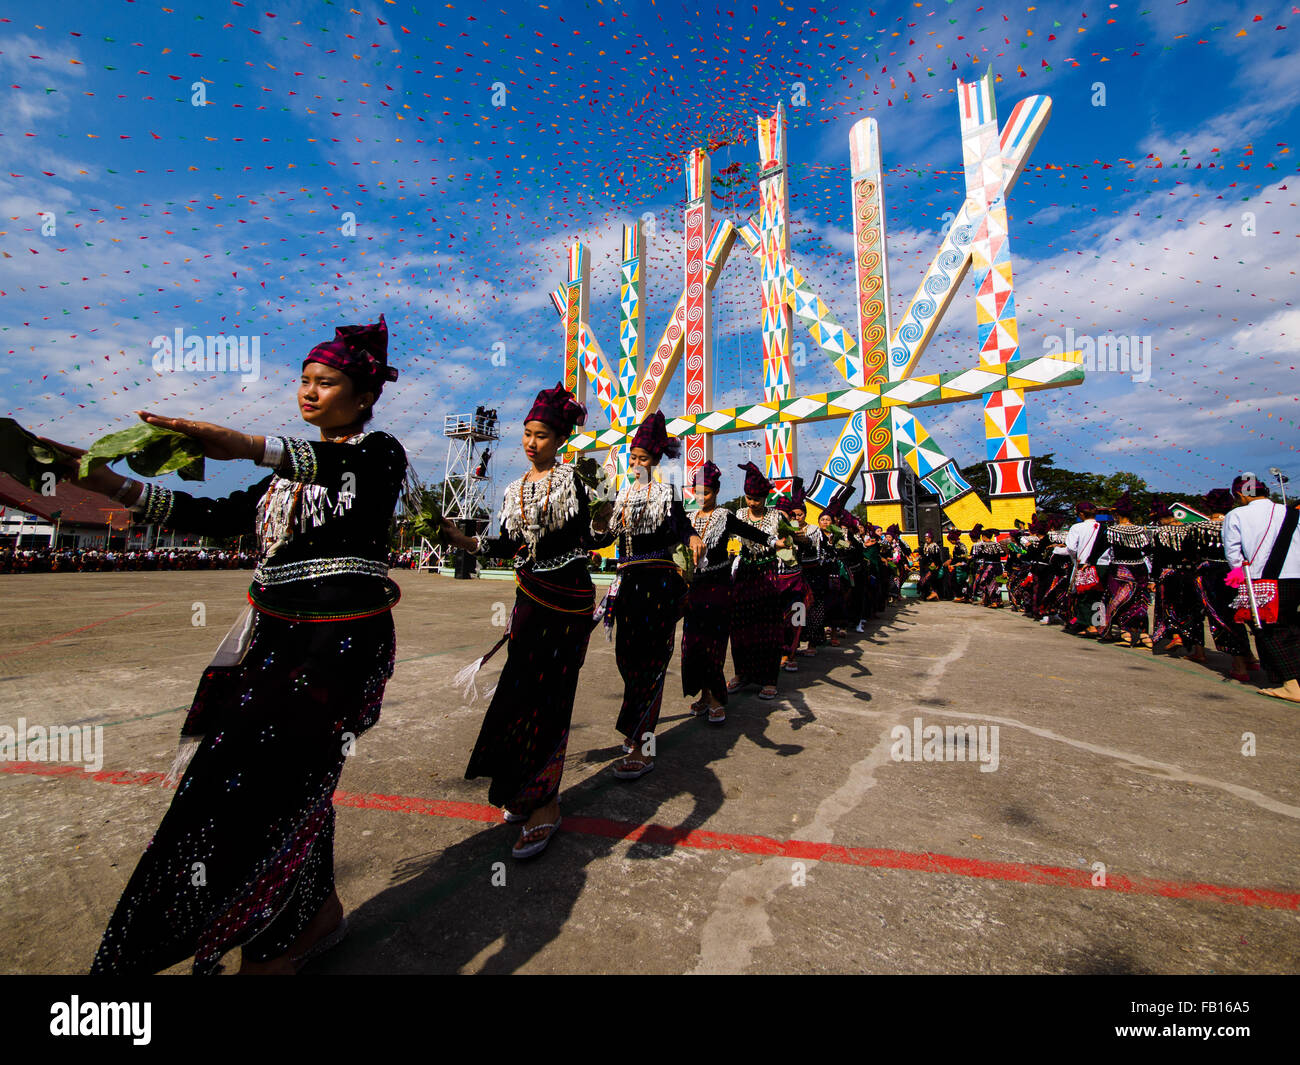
[926,492,1300,697]
[34,318,908,974]
[438,404,916,849]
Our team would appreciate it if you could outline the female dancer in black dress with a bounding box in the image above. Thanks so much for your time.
[1098,494,1153,648]
[68,316,405,974]
[442,384,606,859]
[775,486,811,669]
[597,413,704,779]
[1150,502,1203,655]
[917,531,943,601]
[728,463,786,701]
[681,462,776,722]
[1197,488,1257,682]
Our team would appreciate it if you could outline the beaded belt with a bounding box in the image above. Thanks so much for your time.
[518,547,590,573]
[253,556,388,585]
[617,549,676,568]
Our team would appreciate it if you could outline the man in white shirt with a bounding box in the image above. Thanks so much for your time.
[1223,473,1300,702]
[1064,500,1109,635]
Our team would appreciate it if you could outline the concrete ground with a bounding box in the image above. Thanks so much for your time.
[1,570,1297,975]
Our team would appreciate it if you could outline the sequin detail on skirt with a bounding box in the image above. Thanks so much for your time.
[90,610,396,974]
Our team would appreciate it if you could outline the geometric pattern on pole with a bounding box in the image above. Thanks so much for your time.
[960,66,1030,486]
[684,148,712,503]
[561,350,1082,452]
[756,103,796,497]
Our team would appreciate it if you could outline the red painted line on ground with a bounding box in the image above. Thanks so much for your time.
[4,760,1297,912]
[0,602,165,659]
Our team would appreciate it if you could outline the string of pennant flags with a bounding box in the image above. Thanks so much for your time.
[0,1,1293,497]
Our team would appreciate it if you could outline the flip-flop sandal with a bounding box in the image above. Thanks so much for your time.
[290,917,349,972]
[1257,688,1300,703]
[1138,635,1154,650]
[503,808,527,823]
[707,707,726,724]
[726,677,746,693]
[512,817,562,860]
[783,660,799,672]
[798,648,817,657]
[613,757,655,780]
[688,699,708,716]
[758,686,778,700]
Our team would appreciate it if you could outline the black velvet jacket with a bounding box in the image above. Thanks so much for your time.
[690,507,773,577]
[594,492,697,561]
[131,431,407,618]
[478,462,601,582]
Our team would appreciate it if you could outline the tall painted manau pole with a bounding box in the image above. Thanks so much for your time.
[613,220,646,486]
[807,118,902,532]
[959,66,1037,529]
[879,82,1053,534]
[549,239,622,469]
[553,70,1075,543]
[755,104,797,498]
[683,149,712,503]
[558,241,587,404]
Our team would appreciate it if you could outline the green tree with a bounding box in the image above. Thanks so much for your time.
[393,470,449,551]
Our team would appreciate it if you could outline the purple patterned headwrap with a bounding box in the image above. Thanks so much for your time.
[691,460,722,492]
[738,462,771,499]
[526,382,587,438]
[304,314,399,392]
[629,411,681,461]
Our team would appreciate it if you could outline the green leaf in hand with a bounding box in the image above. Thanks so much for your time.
[78,423,205,482]
[573,456,614,521]
[0,418,77,491]
[671,542,695,582]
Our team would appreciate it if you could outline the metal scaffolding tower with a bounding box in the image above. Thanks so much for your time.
[427,408,499,574]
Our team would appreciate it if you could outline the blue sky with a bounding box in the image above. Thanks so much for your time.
[1,0,1296,509]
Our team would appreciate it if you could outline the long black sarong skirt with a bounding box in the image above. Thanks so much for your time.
[613,562,687,741]
[730,560,782,687]
[681,570,734,704]
[91,608,396,975]
[465,562,595,813]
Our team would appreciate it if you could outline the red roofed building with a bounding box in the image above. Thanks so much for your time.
[0,473,200,549]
